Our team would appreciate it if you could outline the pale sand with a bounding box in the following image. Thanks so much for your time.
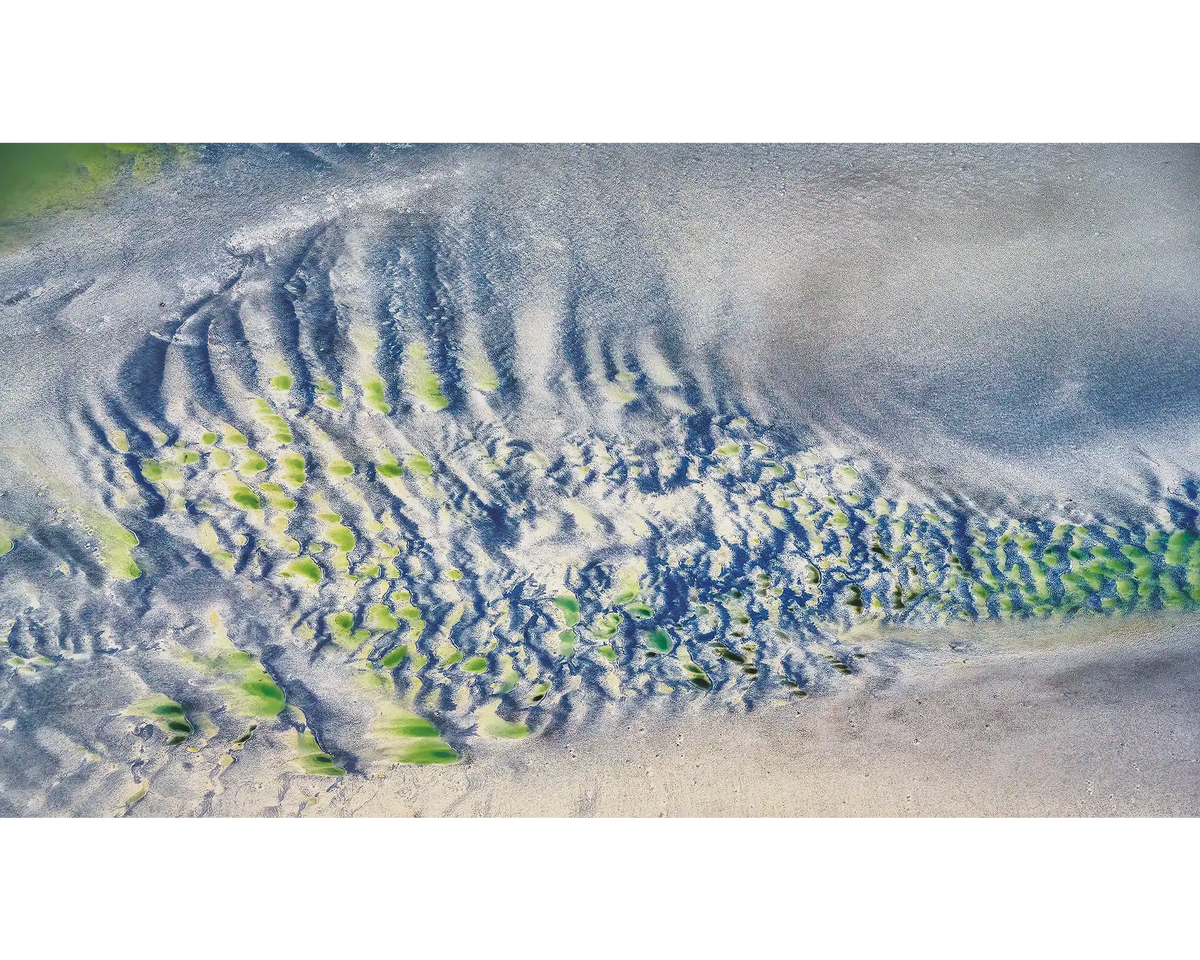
[261,617,1199,817]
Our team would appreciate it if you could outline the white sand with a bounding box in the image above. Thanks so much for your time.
[276,617,1199,817]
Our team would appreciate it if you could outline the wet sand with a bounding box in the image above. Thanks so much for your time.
[292,619,1200,817]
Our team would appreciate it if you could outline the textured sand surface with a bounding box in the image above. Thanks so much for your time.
[2,146,1198,816]
[179,618,1197,817]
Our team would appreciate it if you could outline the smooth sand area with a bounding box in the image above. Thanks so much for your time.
[289,618,1200,817]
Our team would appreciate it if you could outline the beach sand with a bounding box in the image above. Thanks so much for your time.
[239,618,1199,817]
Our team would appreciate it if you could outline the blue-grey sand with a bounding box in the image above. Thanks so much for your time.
[0,145,1197,815]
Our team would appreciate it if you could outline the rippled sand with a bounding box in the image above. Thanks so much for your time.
[1,145,1197,816]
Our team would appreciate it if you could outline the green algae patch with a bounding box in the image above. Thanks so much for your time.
[591,612,622,640]
[645,628,672,653]
[270,374,294,391]
[371,706,458,765]
[127,695,193,744]
[7,654,55,675]
[200,431,219,446]
[239,450,268,475]
[375,451,404,479]
[1165,530,1195,567]
[475,701,530,740]
[1146,529,1169,554]
[191,614,291,721]
[232,669,287,718]
[406,453,434,475]
[329,459,355,477]
[315,377,344,410]
[366,604,399,631]
[496,668,521,693]
[277,452,307,488]
[681,660,712,690]
[463,656,489,673]
[87,516,141,580]
[324,523,356,553]
[445,568,463,581]
[0,519,23,558]
[222,476,261,510]
[714,443,741,457]
[260,483,297,511]
[140,458,181,486]
[198,521,235,572]
[0,144,190,249]
[404,342,449,411]
[613,581,640,606]
[553,593,580,626]
[327,611,371,648]
[558,630,577,658]
[596,645,617,662]
[362,376,392,414]
[281,556,322,585]
[294,729,344,776]
[380,645,409,668]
